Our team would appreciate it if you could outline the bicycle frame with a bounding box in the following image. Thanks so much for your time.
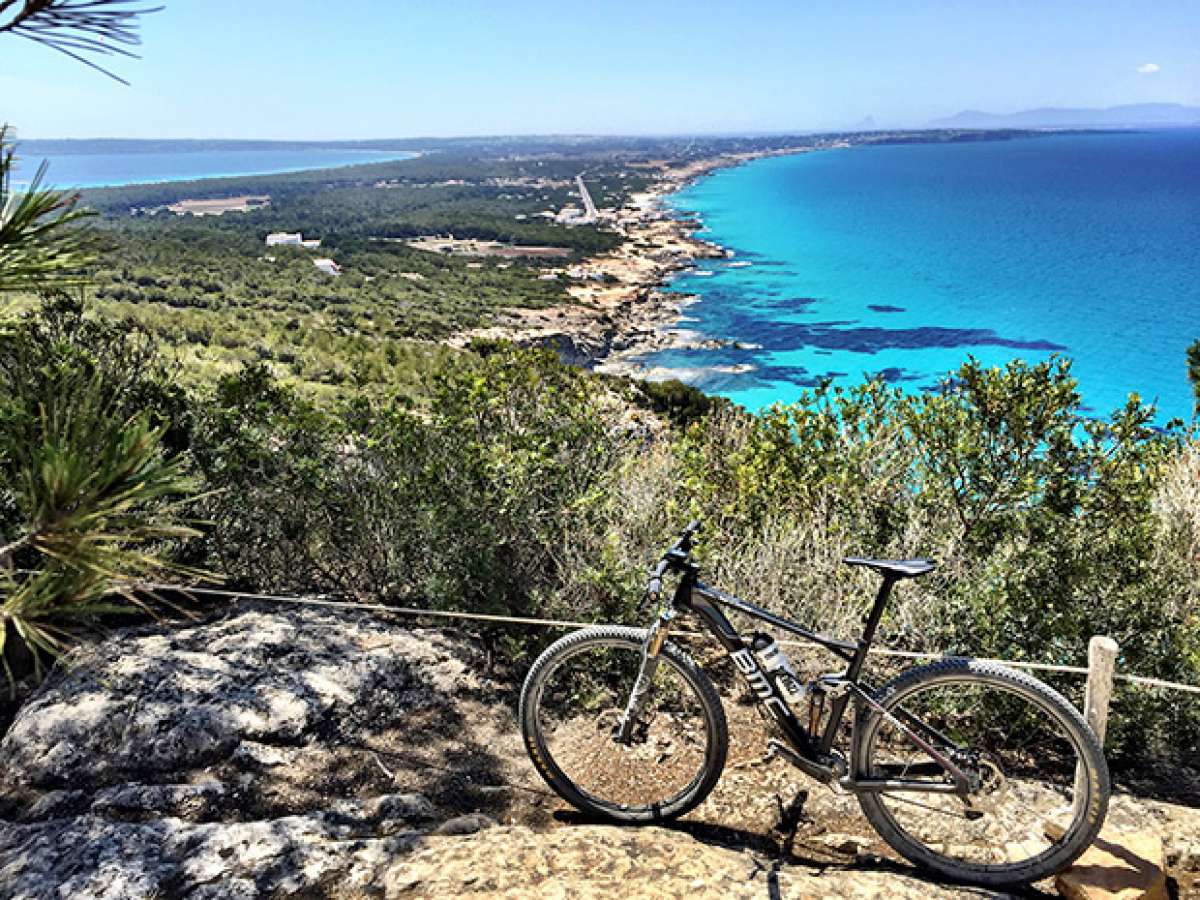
[654,561,972,795]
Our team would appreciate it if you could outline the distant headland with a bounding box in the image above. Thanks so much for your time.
[928,102,1200,130]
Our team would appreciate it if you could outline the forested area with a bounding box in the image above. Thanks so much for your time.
[88,224,566,388]
[51,147,654,388]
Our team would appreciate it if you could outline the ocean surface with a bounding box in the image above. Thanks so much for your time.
[647,130,1200,422]
[11,145,417,188]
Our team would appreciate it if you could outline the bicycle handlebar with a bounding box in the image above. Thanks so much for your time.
[646,566,668,598]
[644,520,702,597]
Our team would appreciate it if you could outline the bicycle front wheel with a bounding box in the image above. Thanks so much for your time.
[519,625,727,823]
[853,658,1109,887]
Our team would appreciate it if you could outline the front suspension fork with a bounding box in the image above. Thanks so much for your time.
[614,610,673,743]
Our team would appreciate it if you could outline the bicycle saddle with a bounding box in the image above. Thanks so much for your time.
[842,557,936,579]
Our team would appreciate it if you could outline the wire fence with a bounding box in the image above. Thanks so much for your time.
[136,581,1200,697]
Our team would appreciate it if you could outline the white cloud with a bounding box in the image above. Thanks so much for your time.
[1136,63,1161,74]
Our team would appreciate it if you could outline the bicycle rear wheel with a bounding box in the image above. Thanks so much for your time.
[853,658,1109,887]
[519,625,727,822]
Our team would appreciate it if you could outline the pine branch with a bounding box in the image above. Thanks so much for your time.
[0,372,203,676]
[0,1,162,84]
[0,126,98,291]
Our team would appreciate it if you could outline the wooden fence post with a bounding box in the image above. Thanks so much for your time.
[1083,636,1119,744]
[1075,635,1119,804]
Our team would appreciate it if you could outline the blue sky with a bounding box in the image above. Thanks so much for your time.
[2,0,1197,139]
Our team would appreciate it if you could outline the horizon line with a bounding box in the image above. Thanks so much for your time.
[19,126,1200,144]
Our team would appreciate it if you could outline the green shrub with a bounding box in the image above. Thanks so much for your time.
[633,377,727,428]
[193,343,633,623]
[1188,339,1200,415]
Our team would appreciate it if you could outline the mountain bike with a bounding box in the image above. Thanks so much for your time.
[519,521,1110,887]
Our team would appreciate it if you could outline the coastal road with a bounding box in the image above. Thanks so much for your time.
[576,174,598,221]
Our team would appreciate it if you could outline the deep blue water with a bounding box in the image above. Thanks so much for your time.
[645,131,1200,421]
[12,147,417,188]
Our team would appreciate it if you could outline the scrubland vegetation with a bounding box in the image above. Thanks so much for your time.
[2,294,1197,767]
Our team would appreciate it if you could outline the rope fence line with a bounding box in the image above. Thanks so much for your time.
[133,581,1200,697]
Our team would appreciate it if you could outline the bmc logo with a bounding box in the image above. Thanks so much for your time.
[730,648,790,718]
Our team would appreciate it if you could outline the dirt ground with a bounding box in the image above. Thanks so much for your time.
[224,660,1197,898]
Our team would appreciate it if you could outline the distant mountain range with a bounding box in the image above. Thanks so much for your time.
[928,103,1200,130]
[845,115,878,132]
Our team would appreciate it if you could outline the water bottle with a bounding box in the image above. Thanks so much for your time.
[751,634,805,704]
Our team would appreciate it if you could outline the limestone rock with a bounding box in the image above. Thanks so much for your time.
[0,604,485,898]
[231,739,300,769]
[383,825,1004,899]
[19,789,88,823]
[431,812,498,835]
[1054,828,1168,900]
[813,831,867,856]
[89,781,227,819]
[0,811,422,899]
[1166,839,1200,872]
[0,605,478,790]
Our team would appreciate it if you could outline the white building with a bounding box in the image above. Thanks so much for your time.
[266,232,321,248]
[313,259,342,276]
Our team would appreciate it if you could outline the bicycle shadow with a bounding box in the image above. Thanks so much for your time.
[552,805,1059,899]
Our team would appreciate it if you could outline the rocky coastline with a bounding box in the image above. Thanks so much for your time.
[455,148,817,379]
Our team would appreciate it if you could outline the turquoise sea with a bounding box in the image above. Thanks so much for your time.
[647,130,1200,422]
[12,145,417,188]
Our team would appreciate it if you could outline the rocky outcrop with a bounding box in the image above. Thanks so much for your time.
[1,605,477,790]
[0,604,511,898]
[2,808,425,899]
[467,286,688,373]
[1054,827,1167,900]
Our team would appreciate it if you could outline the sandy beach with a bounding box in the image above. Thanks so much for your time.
[452,148,819,377]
